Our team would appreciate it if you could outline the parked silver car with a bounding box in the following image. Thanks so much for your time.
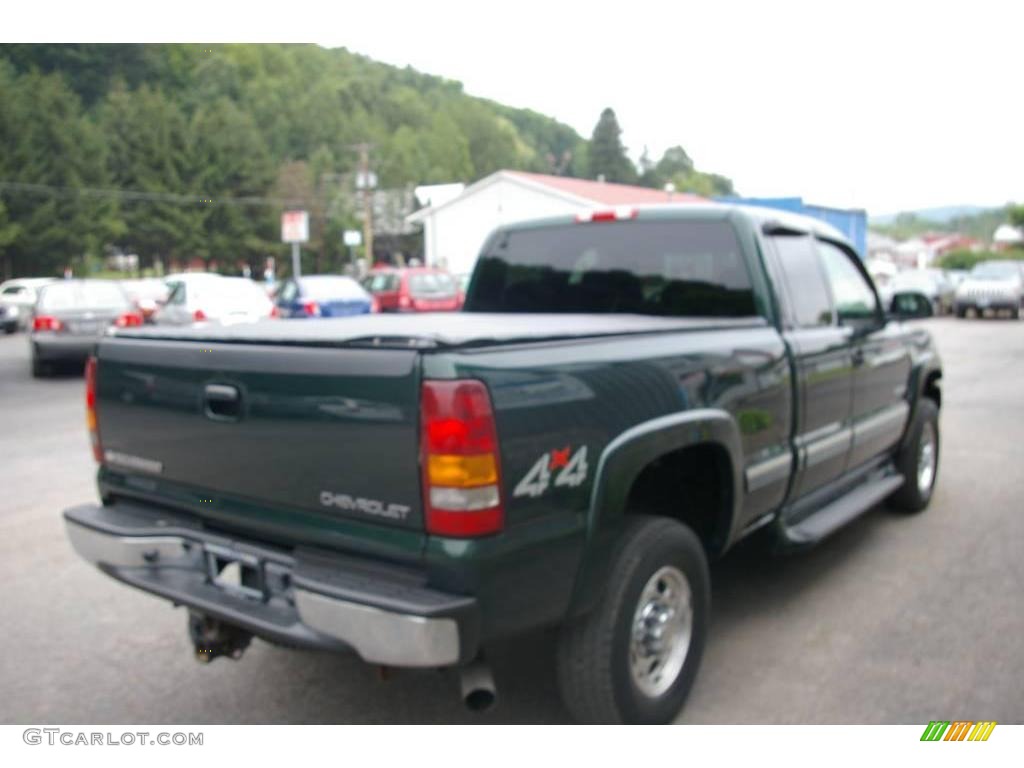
[29,280,140,377]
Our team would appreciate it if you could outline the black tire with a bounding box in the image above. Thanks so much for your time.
[556,516,710,724]
[889,398,939,513]
[31,350,48,378]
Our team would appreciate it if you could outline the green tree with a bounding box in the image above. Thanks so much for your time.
[189,98,275,269]
[451,101,521,179]
[0,45,741,277]
[587,108,637,184]
[637,146,660,188]
[656,146,695,180]
[0,200,22,280]
[0,66,120,277]
[101,82,198,270]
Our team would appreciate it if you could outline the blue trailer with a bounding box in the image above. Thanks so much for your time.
[715,196,867,257]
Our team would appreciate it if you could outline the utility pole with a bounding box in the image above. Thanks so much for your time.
[291,241,301,279]
[352,142,376,266]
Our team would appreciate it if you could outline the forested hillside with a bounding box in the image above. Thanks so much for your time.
[0,44,734,278]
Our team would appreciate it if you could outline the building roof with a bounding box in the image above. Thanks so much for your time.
[505,171,706,206]
[413,183,465,208]
[406,169,704,223]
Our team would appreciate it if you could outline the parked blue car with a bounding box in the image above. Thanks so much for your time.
[274,275,376,318]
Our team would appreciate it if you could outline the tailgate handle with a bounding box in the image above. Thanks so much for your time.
[204,384,241,420]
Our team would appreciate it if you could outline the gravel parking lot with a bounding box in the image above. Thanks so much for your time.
[1,317,1021,724]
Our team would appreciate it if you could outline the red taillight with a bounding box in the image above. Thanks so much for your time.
[85,356,102,463]
[269,305,280,318]
[192,308,207,322]
[370,296,380,313]
[114,312,143,328]
[303,300,320,317]
[33,315,64,332]
[421,380,503,537]
[576,207,638,223]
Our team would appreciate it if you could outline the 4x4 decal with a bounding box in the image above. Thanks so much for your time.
[513,445,589,498]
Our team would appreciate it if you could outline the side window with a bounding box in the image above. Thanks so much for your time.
[279,281,299,303]
[167,282,186,306]
[816,240,878,321]
[769,234,833,328]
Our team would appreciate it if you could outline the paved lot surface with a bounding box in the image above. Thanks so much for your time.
[1,317,1021,724]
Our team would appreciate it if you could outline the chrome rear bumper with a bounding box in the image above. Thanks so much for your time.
[64,502,476,667]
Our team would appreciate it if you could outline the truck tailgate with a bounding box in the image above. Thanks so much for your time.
[95,337,424,540]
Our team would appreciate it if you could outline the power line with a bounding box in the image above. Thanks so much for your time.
[0,180,323,209]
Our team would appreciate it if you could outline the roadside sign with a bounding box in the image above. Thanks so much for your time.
[343,230,362,247]
[281,210,309,244]
[355,172,378,191]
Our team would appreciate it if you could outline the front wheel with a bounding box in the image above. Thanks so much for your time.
[556,516,710,723]
[889,398,939,513]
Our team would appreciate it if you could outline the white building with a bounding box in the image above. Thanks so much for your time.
[993,223,1024,251]
[406,170,703,276]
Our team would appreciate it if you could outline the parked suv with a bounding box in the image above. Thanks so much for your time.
[954,260,1024,318]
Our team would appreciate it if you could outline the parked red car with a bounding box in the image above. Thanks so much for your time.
[361,267,462,312]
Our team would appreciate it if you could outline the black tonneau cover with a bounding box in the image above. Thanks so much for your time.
[113,312,766,349]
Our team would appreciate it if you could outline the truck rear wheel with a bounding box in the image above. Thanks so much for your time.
[889,398,939,513]
[556,516,710,723]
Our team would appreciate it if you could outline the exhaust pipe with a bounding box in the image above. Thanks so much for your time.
[188,611,252,663]
[459,658,497,712]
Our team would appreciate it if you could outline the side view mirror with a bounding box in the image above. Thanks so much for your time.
[889,291,934,320]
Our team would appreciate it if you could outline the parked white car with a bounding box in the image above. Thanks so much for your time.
[890,269,955,315]
[153,274,275,326]
[954,261,1024,319]
[0,277,57,331]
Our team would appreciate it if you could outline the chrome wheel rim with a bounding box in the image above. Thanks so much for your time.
[629,565,693,698]
[917,422,937,494]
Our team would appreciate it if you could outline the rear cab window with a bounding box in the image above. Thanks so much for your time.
[408,272,457,298]
[363,273,400,293]
[301,277,369,301]
[39,281,129,312]
[465,218,758,317]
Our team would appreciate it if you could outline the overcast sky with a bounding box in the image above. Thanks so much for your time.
[12,0,1023,216]
[318,0,1021,215]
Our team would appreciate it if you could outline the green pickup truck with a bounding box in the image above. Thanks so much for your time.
[63,204,942,724]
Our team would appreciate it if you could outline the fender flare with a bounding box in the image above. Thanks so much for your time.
[901,354,942,448]
[566,408,745,618]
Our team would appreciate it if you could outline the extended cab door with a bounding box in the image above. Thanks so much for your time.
[815,239,911,470]
[765,232,855,499]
